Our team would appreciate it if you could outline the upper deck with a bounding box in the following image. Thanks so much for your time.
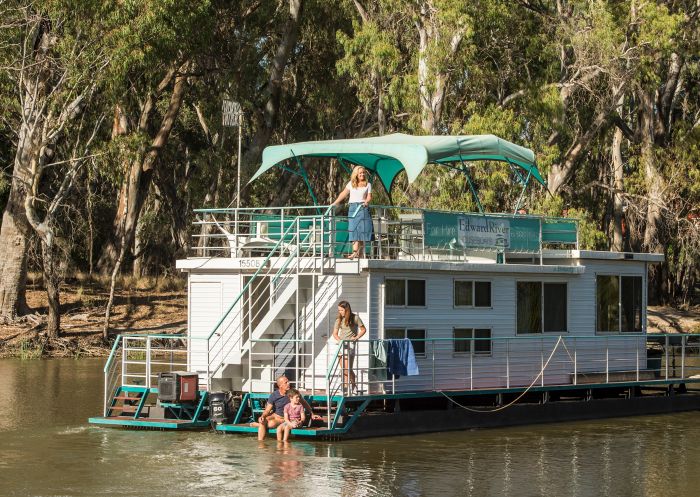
[179,205,663,271]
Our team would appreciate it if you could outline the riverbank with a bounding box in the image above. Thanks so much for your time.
[0,274,697,358]
[0,273,186,358]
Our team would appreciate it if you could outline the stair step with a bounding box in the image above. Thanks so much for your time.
[113,396,142,402]
[108,405,139,412]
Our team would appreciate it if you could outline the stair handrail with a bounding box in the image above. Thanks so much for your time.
[207,217,328,384]
[325,338,345,428]
[206,219,301,382]
[205,206,334,391]
[241,227,329,393]
[103,334,123,416]
[205,219,299,342]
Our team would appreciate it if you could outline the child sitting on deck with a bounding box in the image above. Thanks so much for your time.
[278,389,306,442]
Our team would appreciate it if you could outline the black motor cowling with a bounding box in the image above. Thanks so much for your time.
[209,391,240,425]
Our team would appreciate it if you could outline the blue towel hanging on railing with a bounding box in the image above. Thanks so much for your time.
[386,339,419,378]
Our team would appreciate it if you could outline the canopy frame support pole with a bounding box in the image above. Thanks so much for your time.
[337,157,353,175]
[288,153,320,210]
[457,157,484,215]
[512,162,533,214]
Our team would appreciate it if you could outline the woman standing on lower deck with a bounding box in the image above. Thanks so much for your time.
[332,166,372,259]
[332,300,366,395]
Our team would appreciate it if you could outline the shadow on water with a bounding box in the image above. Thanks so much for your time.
[1,358,699,497]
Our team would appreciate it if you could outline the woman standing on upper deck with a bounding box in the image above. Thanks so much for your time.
[332,166,372,259]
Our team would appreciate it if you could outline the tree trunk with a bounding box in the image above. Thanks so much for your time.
[102,70,189,336]
[639,91,664,252]
[0,112,41,319]
[41,241,61,338]
[416,4,463,134]
[0,156,31,319]
[0,203,30,319]
[611,127,624,252]
[243,0,303,185]
[98,68,188,274]
[132,218,144,278]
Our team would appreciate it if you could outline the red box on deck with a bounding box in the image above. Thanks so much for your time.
[157,372,199,403]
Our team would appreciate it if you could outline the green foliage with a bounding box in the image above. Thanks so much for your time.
[0,0,697,306]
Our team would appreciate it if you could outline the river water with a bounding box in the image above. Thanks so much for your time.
[1,358,699,497]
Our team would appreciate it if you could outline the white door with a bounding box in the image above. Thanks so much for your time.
[189,281,222,373]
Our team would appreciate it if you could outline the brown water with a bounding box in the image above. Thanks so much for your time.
[1,358,699,497]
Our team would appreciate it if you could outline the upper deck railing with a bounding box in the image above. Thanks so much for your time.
[190,205,578,263]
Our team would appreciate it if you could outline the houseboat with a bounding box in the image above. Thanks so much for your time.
[89,134,700,438]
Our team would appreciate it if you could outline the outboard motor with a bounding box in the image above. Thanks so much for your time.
[209,392,239,426]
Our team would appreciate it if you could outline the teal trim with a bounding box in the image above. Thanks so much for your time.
[120,333,190,340]
[331,397,346,430]
[458,158,484,214]
[291,152,319,207]
[337,157,353,174]
[206,220,299,341]
[133,388,151,419]
[215,424,322,436]
[88,417,210,429]
[107,386,122,414]
[513,168,532,213]
[121,385,155,393]
[103,335,122,373]
[251,134,544,192]
[333,399,370,434]
[233,393,250,424]
[542,219,578,244]
[192,391,208,421]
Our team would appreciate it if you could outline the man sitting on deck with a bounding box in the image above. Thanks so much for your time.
[252,375,320,440]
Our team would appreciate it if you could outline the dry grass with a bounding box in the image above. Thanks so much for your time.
[647,305,700,334]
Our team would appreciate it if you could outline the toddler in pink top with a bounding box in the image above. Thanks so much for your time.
[280,388,306,442]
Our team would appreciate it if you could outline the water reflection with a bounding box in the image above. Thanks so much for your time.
[1,358,700,497]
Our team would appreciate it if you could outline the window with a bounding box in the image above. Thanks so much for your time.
[385,279,426,307]
[517,282,568,334]
[453,328,492,355]
[517,282,541,333]
[544,283,567,332]
[596,275,618,332]
[385,328,426,356]
[454,280,492,307]
[385,279,405,306]
[596,275,643,333]
[621,276,643,332]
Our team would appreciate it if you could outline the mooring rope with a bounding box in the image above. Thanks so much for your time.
[437,335,564,413]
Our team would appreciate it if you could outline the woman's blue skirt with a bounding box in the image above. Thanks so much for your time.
[348,202,373,242]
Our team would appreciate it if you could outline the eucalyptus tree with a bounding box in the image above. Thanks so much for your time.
[517,0,700,303]
[338,0,472,135]
[0,0,109,333]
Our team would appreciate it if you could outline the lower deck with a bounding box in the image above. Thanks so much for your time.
[88,376,700,437]
[216,379,700,439]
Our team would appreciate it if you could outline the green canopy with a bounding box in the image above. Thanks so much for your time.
[250,133,545,193]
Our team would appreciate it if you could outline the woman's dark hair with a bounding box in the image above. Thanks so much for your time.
[337,300,354,326]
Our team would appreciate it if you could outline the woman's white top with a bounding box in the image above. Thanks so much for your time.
[346,182,372,203]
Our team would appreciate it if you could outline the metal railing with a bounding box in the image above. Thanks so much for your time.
[192,205,334,258]
[325,334,700,400]
[102,330,699,421]
[190,204,579,263]
[102,333,198,416]
[204,216,327,387]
